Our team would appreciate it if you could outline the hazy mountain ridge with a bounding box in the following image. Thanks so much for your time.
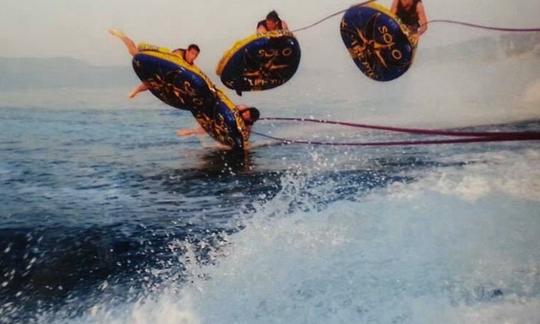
[418,33,540,64]
[1,33,539,90]
[0,57,133,90]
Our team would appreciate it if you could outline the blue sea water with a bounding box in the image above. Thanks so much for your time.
[0,79,539,324]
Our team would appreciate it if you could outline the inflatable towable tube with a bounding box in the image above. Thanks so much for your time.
[340,3,417,81]
[216,31,301,93]
[132,43,216,111]
[132,44,248,150]
[191,89,250,150]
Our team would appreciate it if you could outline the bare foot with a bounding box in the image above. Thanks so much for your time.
[108,28,125,38]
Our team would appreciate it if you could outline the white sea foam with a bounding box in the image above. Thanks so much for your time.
[59,147,540,324]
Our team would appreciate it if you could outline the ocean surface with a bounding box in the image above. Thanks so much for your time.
[1,42,540,323]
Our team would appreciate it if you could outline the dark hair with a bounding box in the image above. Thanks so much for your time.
[266,10,280,22]
[187,44,200,52]
[245,107,260,125]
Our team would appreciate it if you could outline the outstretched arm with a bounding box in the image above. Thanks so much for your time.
[176,126,206,137]
[417,3,428,35]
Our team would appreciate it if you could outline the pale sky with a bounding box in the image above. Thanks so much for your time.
[1,0,539,69]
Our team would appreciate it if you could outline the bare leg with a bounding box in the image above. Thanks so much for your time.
[109,28,138,56]
[128,83,149,99]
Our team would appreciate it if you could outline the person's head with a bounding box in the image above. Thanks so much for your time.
[184,44,200,64]
[265,10,281,31]
[241,107,260,126]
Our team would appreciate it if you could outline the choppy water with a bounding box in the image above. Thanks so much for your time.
[1,91,539,323]
[2,35,540,322]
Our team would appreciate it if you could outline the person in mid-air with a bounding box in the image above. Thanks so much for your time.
[109,29,200,98]
[177,105,260,139]
[391,0,428,36]
[257,10,289,33]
